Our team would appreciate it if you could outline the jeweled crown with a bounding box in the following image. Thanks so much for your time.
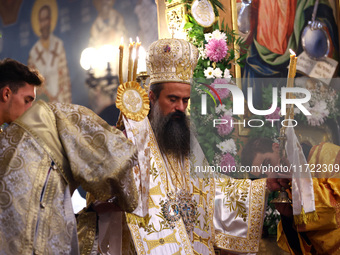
[146,38,199,85]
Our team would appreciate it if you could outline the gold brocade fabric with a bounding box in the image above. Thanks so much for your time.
[116,81,150,122]
[146,38,199,85]
[76,209,97,255]
[127,126,215,255]
[0,100,138,255]
[278,142,340,254]
[126,121,267,254]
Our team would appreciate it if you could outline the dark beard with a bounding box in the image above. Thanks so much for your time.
[150,103,190,159]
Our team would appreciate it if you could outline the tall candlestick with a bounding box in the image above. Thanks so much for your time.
[286,49,298,119]
[133,37,141,81]
[119,37,124,85]
[287,49,296,80]
[293,56,298,80]
[137,46,147,73]
[290,55,298,119]
[128,38,135,82]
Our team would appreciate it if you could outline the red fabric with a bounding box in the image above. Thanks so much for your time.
[256,0,297,55]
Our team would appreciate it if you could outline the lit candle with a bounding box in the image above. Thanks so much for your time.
[119,37,124,85]
[133,37,141,81]
[286,49,298,119]
[137,46,147,73]
[128,38,135,82]
[286,49,297,93]
[287,49,297,81]
[293,55,298,79]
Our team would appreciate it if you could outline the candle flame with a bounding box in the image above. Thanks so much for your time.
[130,38,132,43]
[289,49,296,56]
[136,36,140,43]
[120,37,124,44]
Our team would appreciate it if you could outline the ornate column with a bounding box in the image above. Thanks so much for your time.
[155,0,187,39]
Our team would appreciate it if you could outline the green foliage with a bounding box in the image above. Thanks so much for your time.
[185,14,248,74]
[210,0,225,13]
[185,0,248,173]
[330,93,340,120]
[263,192,281,236]
[248,84,280,140]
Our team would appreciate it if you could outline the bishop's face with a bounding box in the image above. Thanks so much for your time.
[149,82,191,158]
[150,82,191,116]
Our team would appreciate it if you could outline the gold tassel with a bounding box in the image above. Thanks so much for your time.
[294,206,318,225]
[125,212,150,228]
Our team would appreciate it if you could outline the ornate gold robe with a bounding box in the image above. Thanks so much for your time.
[278,142,340,254]
[125,120,267,255]
[0,100,138,255]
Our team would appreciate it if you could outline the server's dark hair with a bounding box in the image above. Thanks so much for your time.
[0,58,43,93]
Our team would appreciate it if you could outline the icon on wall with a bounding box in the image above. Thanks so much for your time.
[28,0,72,103]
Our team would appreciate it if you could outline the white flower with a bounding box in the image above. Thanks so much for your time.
[224,68,232,81]
[211,30,227,41]
[266,207,273,215]
[215,104,226,114]
[204,67,215,79]
[213,67,223,78]
[273,209,280,216]
[306,101,329,126]
[216,139,237,155]
[198,45,207,59]
[204,33,213,42]
[223,108,233,116]
[215,105,233,115]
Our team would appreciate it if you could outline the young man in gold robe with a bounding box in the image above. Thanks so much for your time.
[0,99,138,254]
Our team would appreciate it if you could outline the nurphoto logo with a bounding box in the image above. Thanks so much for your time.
[199,82,311,128]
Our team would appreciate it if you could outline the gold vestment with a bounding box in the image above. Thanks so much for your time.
[0,100,138,255]
[278,142,340,254]
[125,121,267,254]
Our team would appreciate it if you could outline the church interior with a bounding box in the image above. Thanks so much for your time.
[0,0,339,254]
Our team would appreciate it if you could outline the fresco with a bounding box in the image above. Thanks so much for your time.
[0,0,158,110]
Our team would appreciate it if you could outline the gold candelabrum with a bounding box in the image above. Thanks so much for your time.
[136,71,150,92]
[116,38,149,130]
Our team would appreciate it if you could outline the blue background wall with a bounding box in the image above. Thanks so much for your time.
[0,0,155,108]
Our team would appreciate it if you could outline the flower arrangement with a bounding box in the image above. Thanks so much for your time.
[263,192,281,236]
[246,80,340,236]
[180,0,289,236]
[248,78,340,140]
[294,77,340,127]
[183,2,247,176]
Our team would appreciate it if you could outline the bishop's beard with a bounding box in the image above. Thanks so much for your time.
[149,102,190,159]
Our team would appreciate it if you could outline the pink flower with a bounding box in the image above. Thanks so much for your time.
[216,114,233,136]
[205,39,228,63]
[265,107,281,120]
[220,153,236,168]
[210,78,230,100]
